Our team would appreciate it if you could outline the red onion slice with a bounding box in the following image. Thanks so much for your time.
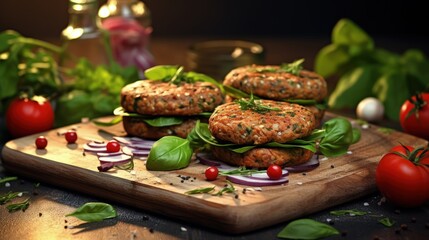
[247,170,289,180]
[196,152,221,166]
[122,146,150,157]
[227,175,289,187]
[284,155,320,173]
[83,144,108,153]
[87,141,107,148]
[126,142,154,150]
[98,154,132,164]
[97,152,122,157]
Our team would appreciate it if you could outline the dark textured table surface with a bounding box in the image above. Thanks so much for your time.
[1,37,429,239]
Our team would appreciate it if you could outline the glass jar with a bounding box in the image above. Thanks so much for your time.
[97,0,154,77]
[61,0,108,69]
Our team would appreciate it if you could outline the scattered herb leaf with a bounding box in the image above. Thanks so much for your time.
[277,218,340,239]
[65,202,117,222]
[236,94,280,113]
[378,127,394,134]
[280,58,305,75]
[0,176,18,185]
[6,198,30,213]
[0,192,25,205]
[214,180,236,196]
[330,209,367,216]
[378,217,396,227]
[219,166,264,176]
[185,186,216,195]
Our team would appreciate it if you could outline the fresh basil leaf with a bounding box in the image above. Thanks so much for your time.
[65,202,117,222]
[146,136,192,170]
[0,57,19,100]
[328,66,376,109]
[315,43,351,77]
[372,70,409,121]
[332,18,374,49]
[277,219,340,239]
[55,90,98,127]
[264,141,317,152]
[319,118,355,157]
[352,128,361,143]
[0,30,20,52]
[144,65,179,80]
[185,71,220,85]
[229,145,256,153]
[195,121,236,148]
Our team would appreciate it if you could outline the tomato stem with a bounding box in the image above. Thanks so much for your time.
[405,92,427,120]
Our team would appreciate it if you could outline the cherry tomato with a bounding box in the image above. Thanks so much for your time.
[35,136,48,149]
[106,140,121,153]
[65,130,78,144]
[205,166,219,181]
[6,96,54,138]
[375,145,429,207]
[267,164,283,180]
[399,93,429,140]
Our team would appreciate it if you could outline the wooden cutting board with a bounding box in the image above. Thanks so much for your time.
[1,113,427,234]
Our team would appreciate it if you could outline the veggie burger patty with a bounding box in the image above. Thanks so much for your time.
[223,65,328,101]
[120,79,224,139]
[121,80,224,116]
[209,100,316,145]
[208,99,316,168]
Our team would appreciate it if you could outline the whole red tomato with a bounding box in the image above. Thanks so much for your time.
[399,93,429,140]
[375,145,429,207]
[6,96,54,138]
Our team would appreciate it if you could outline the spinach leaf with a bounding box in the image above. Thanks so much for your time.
[143,117,183,127]
[65,202,117,222]
[277,219,340,239]
[319,118,354,157]
[315,44,350,77]
[372,70,409,121]
[144,65,179,80]
[146,136,192,170]
[328,66,376,109]
[332,18,374,49]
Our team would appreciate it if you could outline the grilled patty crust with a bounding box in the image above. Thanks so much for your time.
[121,80,224,116]
[223,65,327,102]
[211,146,314,168]
[122,116,201,139]
[209,100,316,145]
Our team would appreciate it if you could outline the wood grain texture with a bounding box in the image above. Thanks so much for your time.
[1,113,427,234]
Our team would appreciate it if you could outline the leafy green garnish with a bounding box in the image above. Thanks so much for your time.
[146,136,193,170]
[6,198,30,213]
[0,176,18,185]
[277,219,340,239]
[185,186,216,195]
[0,192,25,205]
[219,166,264,176]
[330,209,367,216]
[144,65,221,87]
[192,117,359,157]
[66,202,117,222]
[378,217,396,227]
[280,58,305,75]
[315,18,429,121]
[236,94,280,113]
[213,180,237,196]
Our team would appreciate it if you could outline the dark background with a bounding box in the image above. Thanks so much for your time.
[1,0,429,39]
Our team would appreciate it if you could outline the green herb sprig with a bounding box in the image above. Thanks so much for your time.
[219,166,264,176]
[0,191,25,205]
[144,65,221,87]
[236,94,280,113]
[6,198,30,213]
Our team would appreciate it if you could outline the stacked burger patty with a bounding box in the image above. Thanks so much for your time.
[120,79,224,139]
[206,61,328,168]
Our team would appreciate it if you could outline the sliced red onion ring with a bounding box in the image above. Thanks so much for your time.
[113,136,155,144]
[196,152,221,166]
[122,146,150,157]
[83,143,108,153]
[227,175,289,187]
[284,155,320,173]
[98,154,132,164]
[126,142,154,150]
[247,170,289,180]
[87,141,107,148]
[97,152,122,157]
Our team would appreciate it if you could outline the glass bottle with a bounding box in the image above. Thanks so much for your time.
[97,0,154,77]
[61,0,108,70]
